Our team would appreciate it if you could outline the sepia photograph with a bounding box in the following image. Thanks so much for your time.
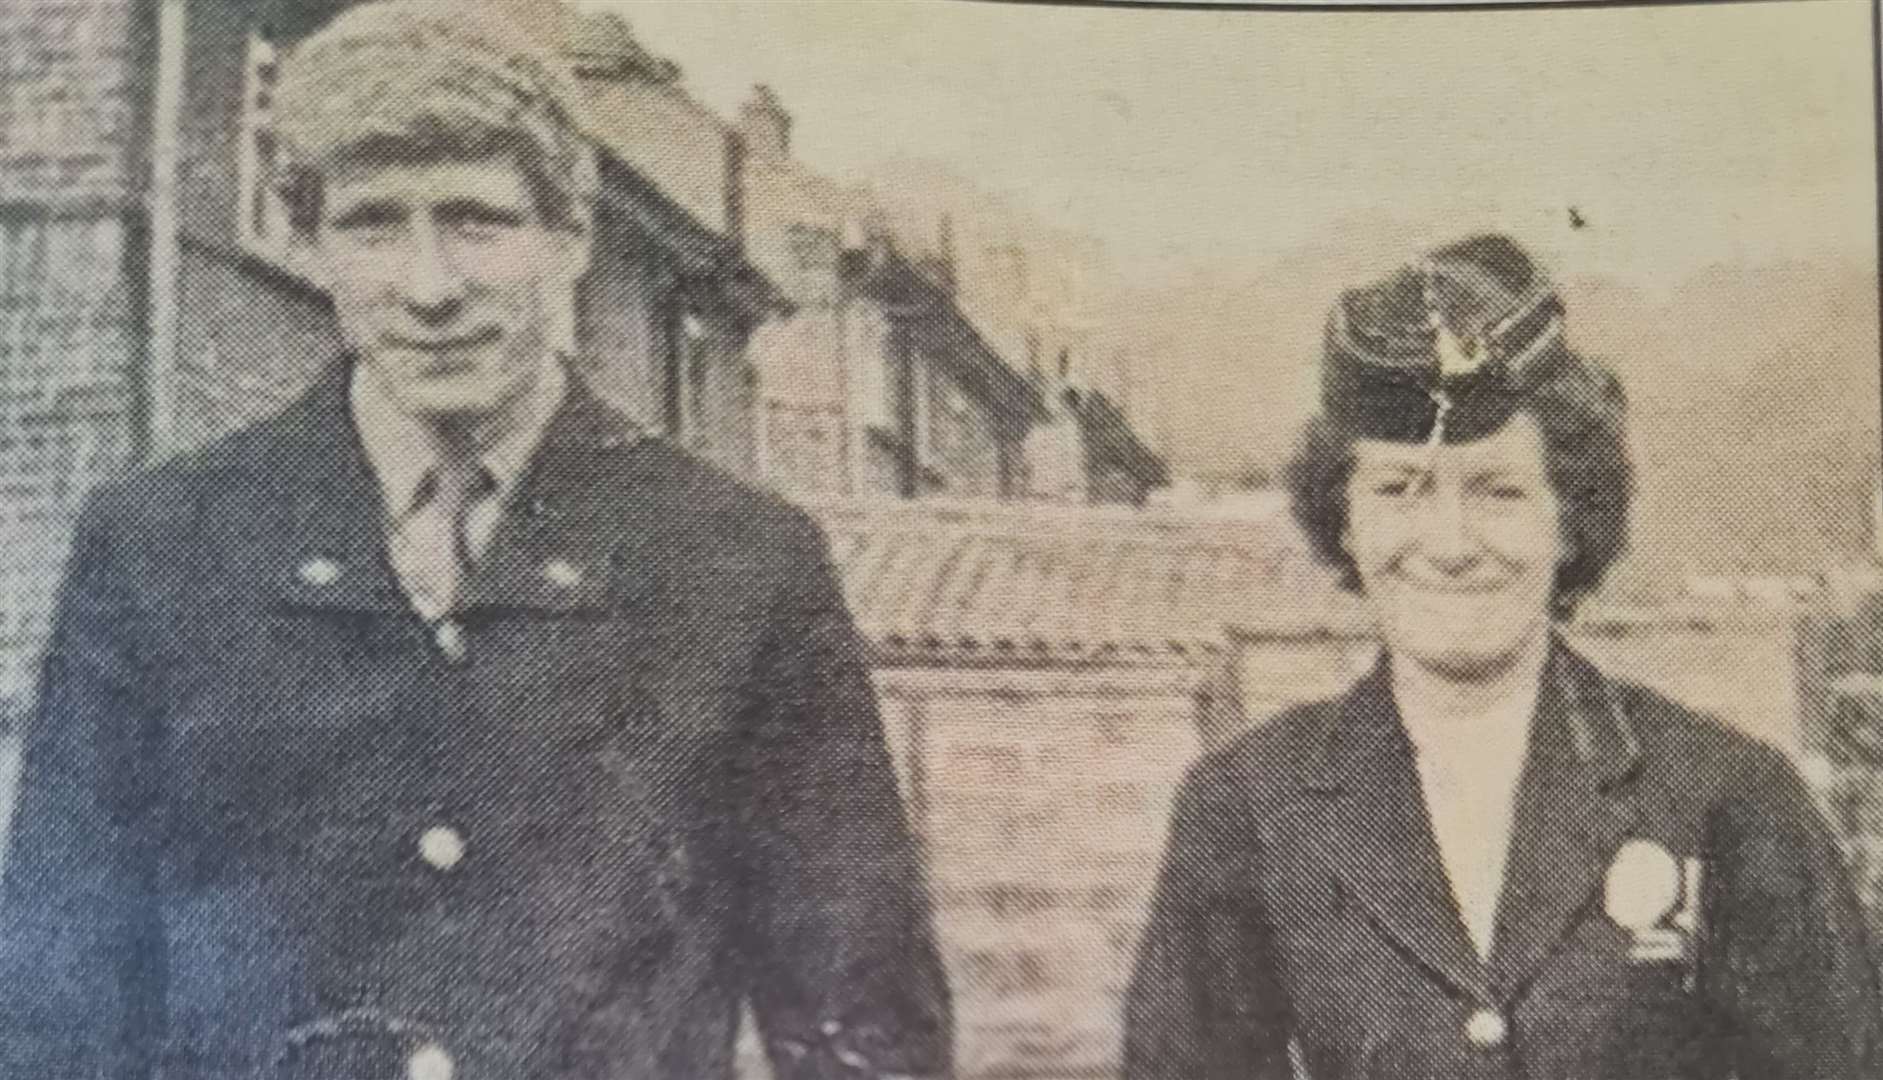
[0,0,1879,1077]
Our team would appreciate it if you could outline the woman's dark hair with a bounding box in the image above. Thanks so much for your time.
[1285,346,1633,618]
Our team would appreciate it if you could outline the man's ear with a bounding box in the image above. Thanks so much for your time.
[284,229,330,291]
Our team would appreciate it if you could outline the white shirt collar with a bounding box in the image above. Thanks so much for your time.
[349,359,568,520]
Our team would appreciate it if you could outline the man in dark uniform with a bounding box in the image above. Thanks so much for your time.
[1123,234,1882,1079]
[0,4,950,1078]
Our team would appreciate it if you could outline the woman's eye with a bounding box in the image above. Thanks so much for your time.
[1488,485,1531,501]
[1372,480,1411,497]
[448,219,506,243]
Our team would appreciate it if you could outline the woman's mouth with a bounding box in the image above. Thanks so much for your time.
[1392,571,1514,595]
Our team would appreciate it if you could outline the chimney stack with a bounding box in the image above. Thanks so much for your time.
[738,85,792,155]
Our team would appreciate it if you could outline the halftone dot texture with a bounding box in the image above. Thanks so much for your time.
[270,1,598,228]
[0,2,1881,1079]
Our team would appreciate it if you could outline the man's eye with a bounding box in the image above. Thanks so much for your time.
[331,206,400,231]
[1488,484,1532,501]
[350,224,401,246]
[441,205,525,238]
[1372,480,1412,498]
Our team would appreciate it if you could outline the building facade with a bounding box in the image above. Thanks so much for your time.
[0,0,151,718]
[732,82,1040,502]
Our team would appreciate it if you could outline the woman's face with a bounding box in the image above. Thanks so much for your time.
[1344,412,1565,681]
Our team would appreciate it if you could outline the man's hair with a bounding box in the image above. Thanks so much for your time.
[270,1,598,235]
[1285,345,1634,618]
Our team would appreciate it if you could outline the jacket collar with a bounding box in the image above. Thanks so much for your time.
[268,360,652,616]
[349,358,567,523]
[1303,638,1642,795]
[1298,636,1643,1005]
[1487,643,1643,998]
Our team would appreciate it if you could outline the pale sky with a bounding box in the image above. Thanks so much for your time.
[575,0,1880,575]
[587,0,1876,292]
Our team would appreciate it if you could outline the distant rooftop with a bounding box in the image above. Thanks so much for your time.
[804,497,1346,662]
[566,11,680,83]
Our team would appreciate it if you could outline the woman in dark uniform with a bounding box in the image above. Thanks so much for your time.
[1124,233,1882,1080]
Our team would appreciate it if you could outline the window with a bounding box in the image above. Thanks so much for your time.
[236,32,292,261]
[908,352,931,469]
[0,218,46,310]
[842,304,894,431]
[940,381,971,420]
[663,304,711,443]
[784,223,838,271]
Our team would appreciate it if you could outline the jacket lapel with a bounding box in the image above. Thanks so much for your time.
[1486,644,1642,1000]
[263,363,657,619]
[458,381,650,617]
[266,364,410,615]
[1306,662,1494,1003]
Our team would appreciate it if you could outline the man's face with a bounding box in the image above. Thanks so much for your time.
[1344,413,1566,681]
[305,155,589,427]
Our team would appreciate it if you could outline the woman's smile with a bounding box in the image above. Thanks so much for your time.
[1344,415,1565,682]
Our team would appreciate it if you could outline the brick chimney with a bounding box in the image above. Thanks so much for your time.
[563,10,679,84]
[738,85,792,156]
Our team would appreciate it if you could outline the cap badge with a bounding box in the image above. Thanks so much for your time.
[1433,319,1490,380]
[1423,259,1491,381]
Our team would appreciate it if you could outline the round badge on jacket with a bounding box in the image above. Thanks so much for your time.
[1603,838,1682,931]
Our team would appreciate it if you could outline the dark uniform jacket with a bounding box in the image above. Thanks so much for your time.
[0,365,951,1079]
[1125,642,1882,1080]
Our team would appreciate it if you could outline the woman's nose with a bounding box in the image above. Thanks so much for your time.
[1413,485,1479,568]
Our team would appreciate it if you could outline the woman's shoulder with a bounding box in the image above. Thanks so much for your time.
[1583,655,1803,798]
[1180,692,1354,810]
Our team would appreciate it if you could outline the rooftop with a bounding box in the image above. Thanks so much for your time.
[805,497,1342,663]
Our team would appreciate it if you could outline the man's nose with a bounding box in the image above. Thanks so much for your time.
[399,226,466,322]
[1414,485,1479,570]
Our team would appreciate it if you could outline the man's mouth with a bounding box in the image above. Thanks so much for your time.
[386,327,502,353]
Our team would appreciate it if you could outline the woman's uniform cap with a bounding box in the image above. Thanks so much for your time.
[1322,233,1568,443]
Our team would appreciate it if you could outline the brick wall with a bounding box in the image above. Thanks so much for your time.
[729,656,1218,1080]
[0,0,146,859]
[0,215,140,709]
[0,0,146,719]
[876,661,1215,1080]
[1790,572,1883,940]
[0,1,143,205]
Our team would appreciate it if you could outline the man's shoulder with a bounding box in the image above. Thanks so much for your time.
[79,387,328,534]
[596,432,830,569]
[639,441,816,533]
